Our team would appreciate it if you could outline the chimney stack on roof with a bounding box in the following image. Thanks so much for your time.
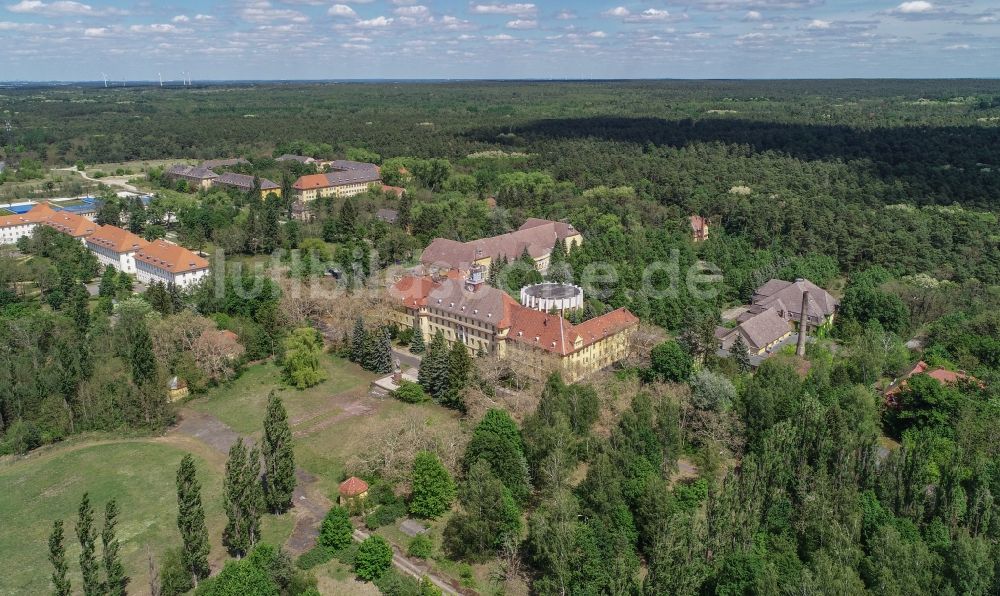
[796,290,809,357]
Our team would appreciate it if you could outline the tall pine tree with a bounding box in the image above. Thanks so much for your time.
[730,335,752,373]
[409,319,426,354]
[262,392,296,513]
[101,499,128,596]
[350,316,366,363]
[48,520,71,596]
[444,341,473,412]
[176,454,211,584]
[372,327,394,374]
[223,438,264,557]
[418,331,450,399]
[76,493,100,596]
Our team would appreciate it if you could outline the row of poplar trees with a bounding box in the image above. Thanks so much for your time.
[48,392,296,594]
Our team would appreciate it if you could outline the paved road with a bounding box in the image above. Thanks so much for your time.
[392,348,422,369]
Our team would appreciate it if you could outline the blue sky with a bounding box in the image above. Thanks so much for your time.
[1,0,998,80]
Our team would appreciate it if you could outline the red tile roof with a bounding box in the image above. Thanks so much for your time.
[884,360,981,404]
[41,212,98,238]
[0,203,56,228]
[509,306,639,356]
[339,476,369,497]
[135,239,209,274]
[390,274,441,309]
[574,308,640,349]
[292,174,330,191]
[86,225,149,253]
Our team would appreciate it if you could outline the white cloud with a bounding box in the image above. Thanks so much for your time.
[356,15,393,27]
[686,31,711,38]
[7,0,119,16]
[625,8,671,22]
[240,1,307,23]
[172,14,189,23]
[973,15,997,23]
[393,5,428,17]
[470,3,536,16]
[341,43,370,50]
[589,30,607,38]
[806,19,830,29]
[897,1,934,14]
[486,33,514,40]
[944,43,969,50]
[83,26,106,36]
[506,18,536,29]
[555,9,575,20]
[129,23,177,33]
[743,10,762,21]
[329,4,356,17]
[603,6,629,17]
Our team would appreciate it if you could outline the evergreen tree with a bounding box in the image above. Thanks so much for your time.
[410,451,456,519]
[397,192,412,230]
[464,409,531,503]
[101,499,128,596]
[262,392,296,513]
[546,239,571,284]
[409,319,425,354]
[98,267,117,298]
[176,454,211,584]
[48,520,71,596]
[281,327,326,389]
[76,493,100,596]
[145,281,172,315]
[261,196,281,254]
[418,331,450,399]
[443,459,522,561]
[350,317,366,363]
[372,328,394,374]
[337,196,358,239]
[68,283,90,335]
[444,341,473,411]
[223,438,264,557]
[730,335,752,373]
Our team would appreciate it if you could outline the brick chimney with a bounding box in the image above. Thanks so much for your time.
[796,290,809,357]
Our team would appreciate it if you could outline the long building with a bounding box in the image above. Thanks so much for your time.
[292,160,381,201]
[420,218,582,275]
[1,203,208,288]
[388,270,638,383]
[164,164,280,199]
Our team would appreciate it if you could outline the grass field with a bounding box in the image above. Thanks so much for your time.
[0,435,294,595]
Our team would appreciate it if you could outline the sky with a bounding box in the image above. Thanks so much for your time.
[0,0,998,80]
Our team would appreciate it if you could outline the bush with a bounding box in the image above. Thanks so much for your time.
[373,568,425,596]
[0,419,42,455]
[295,545,334,570]
[365,502,407,530]
[335,543,359,566]
[319,506,353,550]
[407,534,433,559]
[393,381,429,404]
[159,547,194,596]
[354,536,394,581]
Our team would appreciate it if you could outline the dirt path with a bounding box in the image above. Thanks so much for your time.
[54,166,139,193]
[170,407,467,593]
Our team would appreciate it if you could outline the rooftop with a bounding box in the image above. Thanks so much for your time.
[135,239,209,274]
[214,172,280,191]
[86,224,149,254]
[339,476,369,497]
[421,219,577,271]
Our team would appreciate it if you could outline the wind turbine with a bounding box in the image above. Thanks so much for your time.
[159,72,163,87]
[101,73,108,88]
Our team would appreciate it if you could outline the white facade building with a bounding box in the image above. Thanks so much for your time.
[134,239,210,288]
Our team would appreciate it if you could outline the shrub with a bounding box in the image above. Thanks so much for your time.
[407,534,433,559]
[365,502,407,530]
[319,506,353,550]
[354,536,394,581]
[295,545,334,570]
[335,543,359,565]
[393,381,429,404]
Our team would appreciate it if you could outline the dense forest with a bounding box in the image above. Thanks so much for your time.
[1,81,999,594]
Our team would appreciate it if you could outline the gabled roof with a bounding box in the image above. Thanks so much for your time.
[292,174,330,191]
[166,164,217,180]
[885,361,981,399]
[135,239,209,274]
[426,279,520,328]
[276,154,315,164]
[42,211,98,238]
[689,214,708,233]
[202,157,249,169]
[0,202,56,228]
[421,219,574,271]
[339,476,369,497]
[518,218,579,239]
[389,274,441,309]
[376,208,399,223]
[732,308,792,352]
[292,161,381,190]
[574,308,640,349]
[214,172,280,191]
[86,225,149,254]
[752,278,838,320]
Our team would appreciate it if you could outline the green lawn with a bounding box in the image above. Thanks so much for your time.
[189,356,372,436]
[0,437,294,595]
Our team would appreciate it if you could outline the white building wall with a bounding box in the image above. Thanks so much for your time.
[0,223,37,245]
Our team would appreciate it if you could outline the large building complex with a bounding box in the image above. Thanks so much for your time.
[164,163,280,199]
[0,202,208,288]
[420,218,582,275]
[390,220,637,382]
[292,160,381,201]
